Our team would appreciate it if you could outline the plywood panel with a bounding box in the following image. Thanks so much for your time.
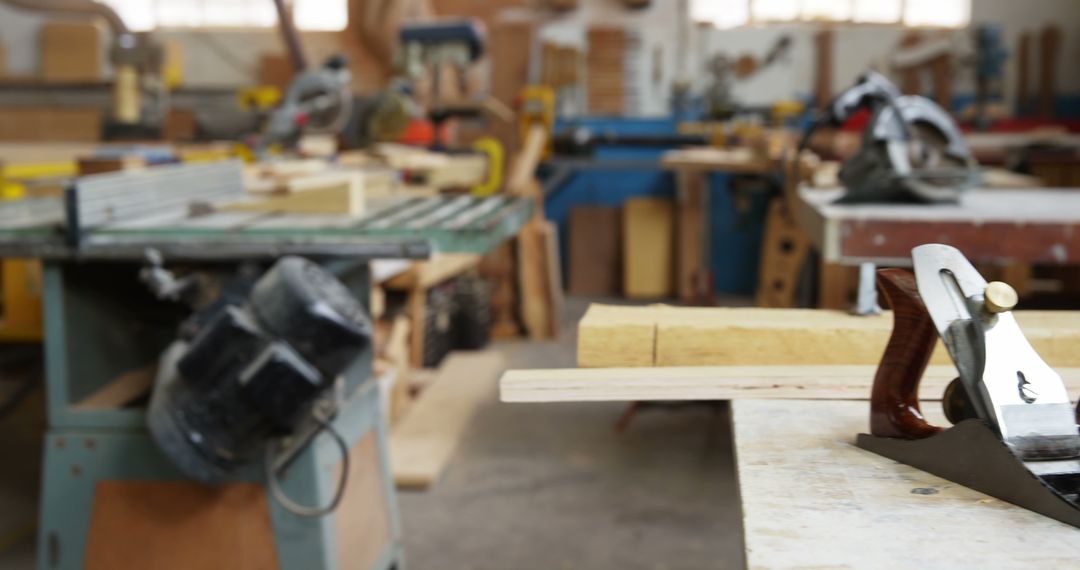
[85,482,277,570]
[40,22,102,82]
[568,206,620,296]
[335,433,393,570]
[0,108,102,142]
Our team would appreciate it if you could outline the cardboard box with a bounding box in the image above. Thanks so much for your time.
[40,21,102,82]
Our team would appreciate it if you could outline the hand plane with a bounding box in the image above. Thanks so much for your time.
[857,244,1080,527]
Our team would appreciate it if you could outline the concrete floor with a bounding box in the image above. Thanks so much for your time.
[0,296,745,569]
[399,296,745,570]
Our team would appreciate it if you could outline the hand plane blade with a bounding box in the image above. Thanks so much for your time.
[913,244,1080,460]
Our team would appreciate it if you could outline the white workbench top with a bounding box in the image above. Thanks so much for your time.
[733,399,1080,569]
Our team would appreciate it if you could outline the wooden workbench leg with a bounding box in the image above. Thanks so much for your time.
[818,262,858,310]
[999,263,1033,298]
[407,288,426,368]
[754,199,810,308]
[676,170,705,305]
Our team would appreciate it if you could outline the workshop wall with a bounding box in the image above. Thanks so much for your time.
[693,0,1080,114]
[537,0,689,116]
[0,0,1076,115]
[0,6,391,91]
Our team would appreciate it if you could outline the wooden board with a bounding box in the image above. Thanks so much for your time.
[383,254,481,291]
[40,21,102,82]
[733,399,1080,568]
[576,304,1080,369]
[77,155,145,176]
[0,108,102,142]
[586,27,629,115]
[257,53,293,91]
[489,17,536,157]
[754,198,811,308]
[517,219,561,339]
[661,147,775,174]
[1039,25,1062,119]
[674,170,705,304]
[390,351,506,489]
[238,165,373,216]
[568,206,620,296]
[500,365,1080,403]
[84,482,277,570]
[334,433,394,570]
[622,197,674,299]
[383,254,481,367]
[229,181,365,216]
[73,364,156,410]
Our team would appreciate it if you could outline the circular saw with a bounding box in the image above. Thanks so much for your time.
[817,72,978,204]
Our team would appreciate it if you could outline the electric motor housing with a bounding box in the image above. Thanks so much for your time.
[148,256,373,483]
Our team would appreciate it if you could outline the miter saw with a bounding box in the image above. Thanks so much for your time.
[808,72,979,204]
[253,0,413,154]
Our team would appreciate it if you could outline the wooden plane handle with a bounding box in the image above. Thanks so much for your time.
[870,268,943,439]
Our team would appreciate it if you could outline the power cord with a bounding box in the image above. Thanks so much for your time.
[264,405,351,518]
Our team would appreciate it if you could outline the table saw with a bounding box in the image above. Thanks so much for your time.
[0,160,531,570]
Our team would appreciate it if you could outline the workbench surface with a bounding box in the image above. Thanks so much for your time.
[661,147,777,174]
[734,399,1080,569]
[798,186,1080,265]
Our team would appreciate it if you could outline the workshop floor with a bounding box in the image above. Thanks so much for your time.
[0,296,746,570]
[399,296,746,570]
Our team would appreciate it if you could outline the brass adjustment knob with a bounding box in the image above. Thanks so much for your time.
[984,281,1018,313]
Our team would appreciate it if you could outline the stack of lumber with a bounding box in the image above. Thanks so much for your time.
[373,144,488,190]
[540,42,580,90]
[235,160,369,215]
[500,304,1080,403]
[586,27,636,115]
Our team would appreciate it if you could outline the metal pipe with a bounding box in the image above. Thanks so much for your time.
[0,0,130,37]
[271,0,308,73]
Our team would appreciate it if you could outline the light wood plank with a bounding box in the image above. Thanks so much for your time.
[734,399,1080,568]
[622,197,674,299]
[383,253,480,291]
[577,304,1080,369]
[501,365,1080,403]
[391,351,505,489]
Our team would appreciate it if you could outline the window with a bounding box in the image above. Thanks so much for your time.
[100,0,348,32]
[692,0,970,29]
